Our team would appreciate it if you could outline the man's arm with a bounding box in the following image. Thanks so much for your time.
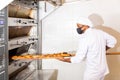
[104,32,117,48]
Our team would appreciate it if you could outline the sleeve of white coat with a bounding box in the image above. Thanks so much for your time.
[71,38,88,63]
[104,32,117,48]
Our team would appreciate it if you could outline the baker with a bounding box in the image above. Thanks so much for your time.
[56,17,117,80]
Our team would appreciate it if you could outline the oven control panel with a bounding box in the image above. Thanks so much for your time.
[8,59,32,76]
[0,9,5,43]
[0,9,5,17]
[8,17,37,26]
[0,45,5,71]
[0,7,8,80]
[8,36,38,50]
[0,9,5,69]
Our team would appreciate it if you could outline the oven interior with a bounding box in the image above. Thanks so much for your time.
[9,26,32,39]
[9,44,30,65]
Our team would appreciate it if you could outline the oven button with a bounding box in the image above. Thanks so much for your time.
[17,20,21,23]
[32,21,34,23]
[19,63,22,66]
[14,62,17,66]
[21,41,27,45]
[29,38,38,41]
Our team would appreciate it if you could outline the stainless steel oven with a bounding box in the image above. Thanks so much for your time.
[7,0,62,80]
[7,0,41,80]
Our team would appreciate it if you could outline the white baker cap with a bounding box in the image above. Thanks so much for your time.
[77,17,93,28]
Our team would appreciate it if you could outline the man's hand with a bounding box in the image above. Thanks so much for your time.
[56,57,71,63]
[106,46,110,51]
[56,57,65,61]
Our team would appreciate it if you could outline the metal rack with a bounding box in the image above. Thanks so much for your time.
[0,7,8,80]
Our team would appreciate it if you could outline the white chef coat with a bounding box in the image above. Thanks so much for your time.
[71,28,117,80]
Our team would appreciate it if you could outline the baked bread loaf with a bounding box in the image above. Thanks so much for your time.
[12,52,75,60]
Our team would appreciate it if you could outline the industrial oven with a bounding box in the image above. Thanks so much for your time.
[7,0,41,80]
[8,0,60,80]
[0,0,62,80]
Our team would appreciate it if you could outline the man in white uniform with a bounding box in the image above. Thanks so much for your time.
[57,17,117,80]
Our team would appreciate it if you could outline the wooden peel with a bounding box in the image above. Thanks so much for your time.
[12,52,119,60]
[106,52,120,55]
